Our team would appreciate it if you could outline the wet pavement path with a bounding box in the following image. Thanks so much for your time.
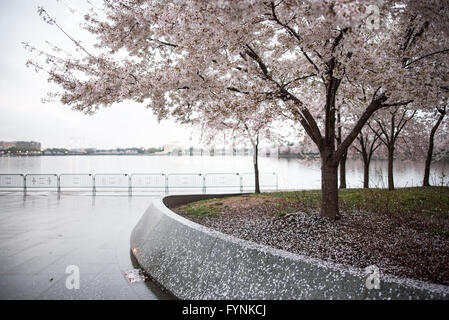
[0,193,173,300]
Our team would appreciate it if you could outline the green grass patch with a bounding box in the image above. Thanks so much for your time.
[178,187,449,221]
[182,203,220,217]
[264,187,449,218]
[178,197,229,217]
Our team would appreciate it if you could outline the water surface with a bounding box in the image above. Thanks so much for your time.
[0,155,448,190]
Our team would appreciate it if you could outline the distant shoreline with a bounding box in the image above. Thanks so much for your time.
[0,153,319,159]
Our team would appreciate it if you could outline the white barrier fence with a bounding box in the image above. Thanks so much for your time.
[0,172,278,194]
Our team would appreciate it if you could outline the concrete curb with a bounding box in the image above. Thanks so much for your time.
[130,194,449,300]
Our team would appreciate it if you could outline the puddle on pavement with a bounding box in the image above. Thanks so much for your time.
[123,268,148,283]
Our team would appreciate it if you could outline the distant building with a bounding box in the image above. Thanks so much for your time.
[155,142,184,155]
[0,141,41,150]
[43,149,67,155]
[0,141,15,149]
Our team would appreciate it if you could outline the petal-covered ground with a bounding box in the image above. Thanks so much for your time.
[172,187,449,286]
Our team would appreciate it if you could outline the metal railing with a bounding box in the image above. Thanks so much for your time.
[0,172,278,194]
[241,172,278,191]
[59,174,93,191]
[0,174,25,189]
[204,173,241,192]
[25,174,58,190]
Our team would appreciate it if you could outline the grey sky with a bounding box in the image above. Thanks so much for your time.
[0,0,194,149]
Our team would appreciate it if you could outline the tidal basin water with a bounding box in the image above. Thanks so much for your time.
[1,155,448,189]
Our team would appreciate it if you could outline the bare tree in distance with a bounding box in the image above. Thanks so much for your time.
[368,107,416,191]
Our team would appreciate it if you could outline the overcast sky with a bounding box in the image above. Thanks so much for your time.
[0,0,195,149]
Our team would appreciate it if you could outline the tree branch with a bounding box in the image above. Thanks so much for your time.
[332,92,388,164]
[405,49,449,67]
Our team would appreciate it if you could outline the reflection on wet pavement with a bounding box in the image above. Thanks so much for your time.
[0,193,174,300]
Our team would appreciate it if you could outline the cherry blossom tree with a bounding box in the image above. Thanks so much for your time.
[341,86,383,189]
[423,105,448,186]
[335,102,358,189]
[395,1,449,186]
[24,0,449,220]
[193,100,286,194]
[353,125,382,189]
[433,119,449,165]
[368,106,416,190]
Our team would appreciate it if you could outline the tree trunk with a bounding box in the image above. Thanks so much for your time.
[423,112,445,186]
[253,144,260,194]
[339,151,347,189]
[363,158,370,189]
[423,147,433,187]
[321,156,339,220]
[387,146,395,191]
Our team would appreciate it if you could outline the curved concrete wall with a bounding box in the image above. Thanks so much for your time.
[130,194,449,300]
